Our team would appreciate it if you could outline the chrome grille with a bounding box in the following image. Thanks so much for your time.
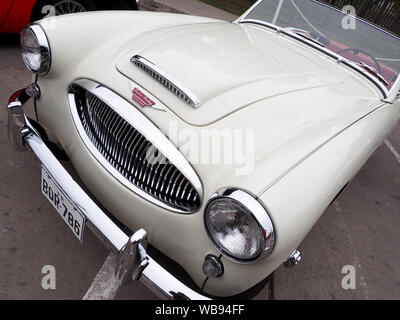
[73,88,201,213]
[131,55,201,108]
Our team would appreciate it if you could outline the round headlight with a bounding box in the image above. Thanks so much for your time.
[21,25,51,75]
[204,189,275,263]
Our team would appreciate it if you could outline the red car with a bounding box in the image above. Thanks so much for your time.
[0,0,139,33]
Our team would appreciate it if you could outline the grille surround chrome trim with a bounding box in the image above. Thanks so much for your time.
[68,79,203,213]
[131,55,202,108]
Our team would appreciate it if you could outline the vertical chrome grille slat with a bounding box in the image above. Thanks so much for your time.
[110,117,124,162]
[155,164,169,198]
[170,172,183,205]
[124,130,141,177]
[161,166,174,202]
[150,160,162,190]
[131,138,147,182]
[136,141,150,187]
[112,120,128,170]
[164,168,179,201]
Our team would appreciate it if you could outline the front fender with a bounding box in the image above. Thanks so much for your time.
[204,101,399,296]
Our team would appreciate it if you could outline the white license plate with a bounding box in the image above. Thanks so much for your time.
[41,166,85,242]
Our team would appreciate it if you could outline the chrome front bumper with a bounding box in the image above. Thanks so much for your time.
[6,86,209,300]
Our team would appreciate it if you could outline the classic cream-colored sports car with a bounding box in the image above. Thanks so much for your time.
[7,0,400,299]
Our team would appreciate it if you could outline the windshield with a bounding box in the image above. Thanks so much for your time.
[242,0,400,93]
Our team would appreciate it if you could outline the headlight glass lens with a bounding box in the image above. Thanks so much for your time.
[205,197,265,261]
[21,28,41,71]
[21,26,50,74]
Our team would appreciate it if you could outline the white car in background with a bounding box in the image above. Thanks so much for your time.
[6,0,400,299]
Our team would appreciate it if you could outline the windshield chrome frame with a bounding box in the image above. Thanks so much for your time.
[236,0,400,102]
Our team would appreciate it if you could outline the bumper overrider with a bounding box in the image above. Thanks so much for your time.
[6,85,210,300]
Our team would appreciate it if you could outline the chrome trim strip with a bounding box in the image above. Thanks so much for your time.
[131,55,202,108]
[69,79,203,213]
[205,188,275,264]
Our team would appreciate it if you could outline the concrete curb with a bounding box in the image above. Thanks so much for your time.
[139,0,185,14]
[138,0,238,22]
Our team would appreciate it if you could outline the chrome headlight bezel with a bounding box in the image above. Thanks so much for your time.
[204,188,275,264]
[20,24,51,75]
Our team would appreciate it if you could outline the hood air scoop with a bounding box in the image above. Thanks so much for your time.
[130,55,202,108]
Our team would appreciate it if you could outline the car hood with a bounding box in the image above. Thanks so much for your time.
[36,11,383,198]
[117,22,344,126]
[113,20,382,194]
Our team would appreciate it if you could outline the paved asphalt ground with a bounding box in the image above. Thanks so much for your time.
[1,20,400,299]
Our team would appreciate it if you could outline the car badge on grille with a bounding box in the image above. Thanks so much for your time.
[129,82,166,112]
